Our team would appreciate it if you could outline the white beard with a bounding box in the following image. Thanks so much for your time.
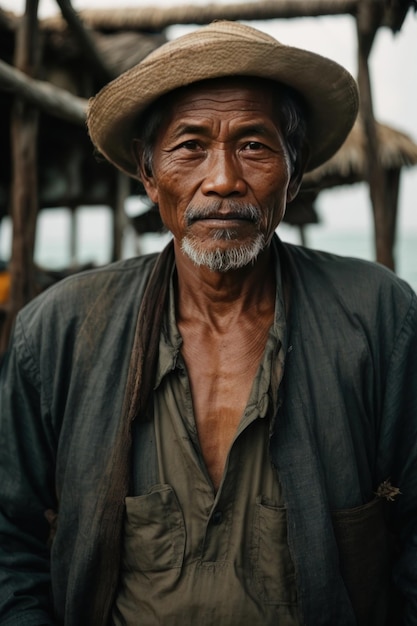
[181,232,265,272]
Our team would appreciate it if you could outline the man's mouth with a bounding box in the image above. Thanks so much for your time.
[191,213,255,224]
[185,203,261,227]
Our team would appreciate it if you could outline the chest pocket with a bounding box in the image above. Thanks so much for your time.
[123,484,185,573]
[251,495,297,606]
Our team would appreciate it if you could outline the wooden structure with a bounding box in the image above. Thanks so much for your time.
[294,117,417,245]
[0,3,165,351]
[0,0,416,353]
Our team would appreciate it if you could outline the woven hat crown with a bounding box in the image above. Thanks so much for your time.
[87,20,359,177]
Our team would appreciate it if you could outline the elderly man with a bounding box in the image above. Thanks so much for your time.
[0,20,416,626]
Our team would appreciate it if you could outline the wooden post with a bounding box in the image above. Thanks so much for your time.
[356,2,396,270]
[69,205,78,265]
[0,0,41,353]
[384,168,400,258]
[112,172,130,261]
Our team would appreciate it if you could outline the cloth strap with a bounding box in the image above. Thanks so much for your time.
[88,240,175,626]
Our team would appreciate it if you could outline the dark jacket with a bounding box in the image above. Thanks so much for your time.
[1,239,416,625]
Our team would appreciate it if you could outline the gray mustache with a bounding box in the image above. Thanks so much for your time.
[185,201,261,226]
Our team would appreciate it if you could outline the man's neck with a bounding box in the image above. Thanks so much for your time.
[173,241,276,326]
[172,239,277,490]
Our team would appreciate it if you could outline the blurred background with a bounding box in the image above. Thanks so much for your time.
[0,0,416,322]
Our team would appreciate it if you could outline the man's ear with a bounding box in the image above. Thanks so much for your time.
[286,142,310,203]
[132,139,159,204]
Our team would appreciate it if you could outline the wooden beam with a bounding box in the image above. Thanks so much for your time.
[0,58,87,124]
[112,172,130,261]
[44,0,358,31]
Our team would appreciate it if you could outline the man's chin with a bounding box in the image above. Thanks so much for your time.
[180,234,265,272]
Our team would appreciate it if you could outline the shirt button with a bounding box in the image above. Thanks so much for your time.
[212,510,223,525]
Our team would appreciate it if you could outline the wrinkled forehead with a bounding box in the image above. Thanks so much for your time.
[166,77,279,128]
[172,75,276,99]
[163,76,281,117]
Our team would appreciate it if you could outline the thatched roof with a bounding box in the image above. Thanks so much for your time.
[0,8,17,29]
[93,31,166,76]
[303,118,417,189]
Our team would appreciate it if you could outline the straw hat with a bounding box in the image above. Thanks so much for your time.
[87,20,359,177]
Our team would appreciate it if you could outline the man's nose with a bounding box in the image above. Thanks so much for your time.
[201,149,247,197]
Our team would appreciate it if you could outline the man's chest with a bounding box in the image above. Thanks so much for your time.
[177,323,272,489]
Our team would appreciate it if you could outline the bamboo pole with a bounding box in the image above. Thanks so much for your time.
[0,58,87,124]
[0,0,41,352]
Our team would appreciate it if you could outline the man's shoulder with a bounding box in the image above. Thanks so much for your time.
[280,241,416,321]
[26,253,157,311]
[283,241,413,291]
[49,252,158,294]
[15,253,159,345]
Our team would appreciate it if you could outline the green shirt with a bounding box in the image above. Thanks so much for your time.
[113,264,300,625]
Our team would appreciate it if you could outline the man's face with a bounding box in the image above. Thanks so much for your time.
[138,78,302,271]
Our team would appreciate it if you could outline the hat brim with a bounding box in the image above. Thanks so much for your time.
[87,21,358,177]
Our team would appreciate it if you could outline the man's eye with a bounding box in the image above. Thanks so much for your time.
[178,140,201,150]
[244,141,266,151]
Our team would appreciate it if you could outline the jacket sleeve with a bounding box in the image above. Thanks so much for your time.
[0,315,57,625]
[381,291,417,625]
